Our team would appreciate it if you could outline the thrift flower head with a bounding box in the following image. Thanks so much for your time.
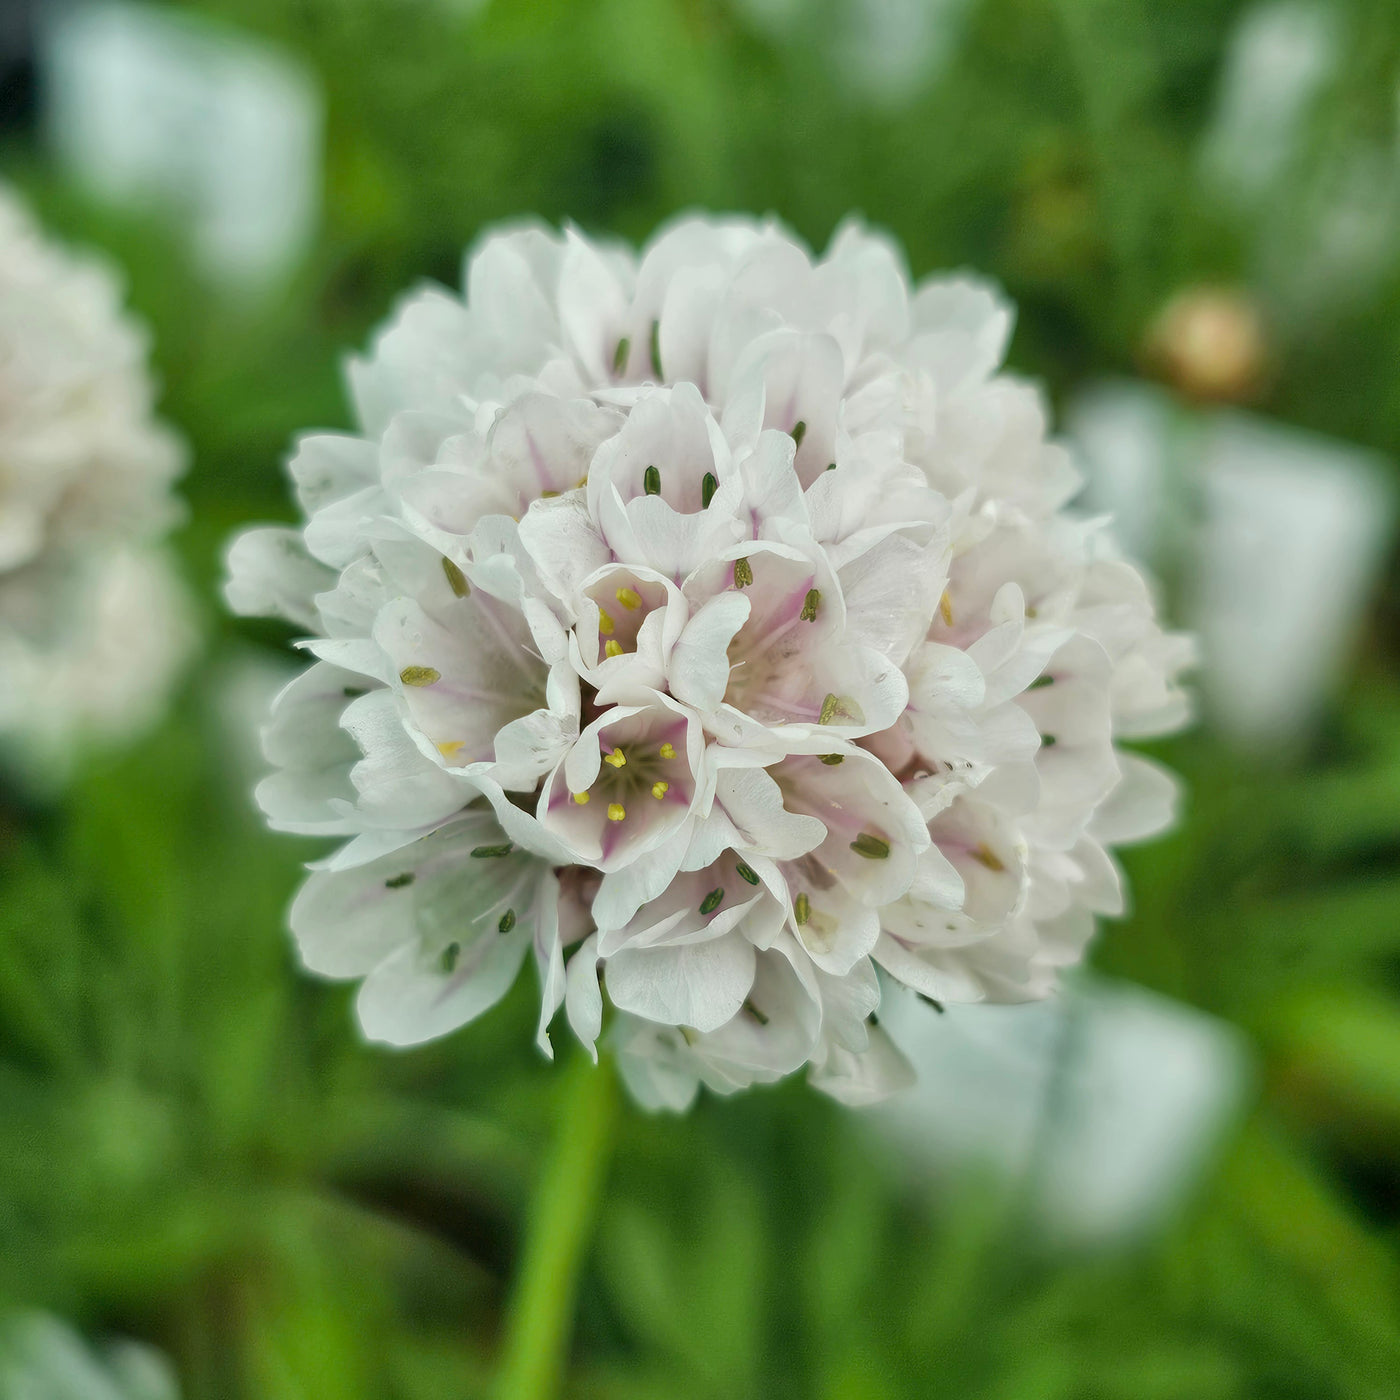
[227,215,1191,1109]
[0,183,190,780]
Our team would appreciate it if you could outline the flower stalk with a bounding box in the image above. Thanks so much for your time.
[492,1052,620,1400]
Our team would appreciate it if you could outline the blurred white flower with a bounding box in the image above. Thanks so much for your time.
[1069,380,1394,750]
[0,1311,180,1400]
[875,976,1250,1247]
[228,215,1190,1108]
[0,182,192,784]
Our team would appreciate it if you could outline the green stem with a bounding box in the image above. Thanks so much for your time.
[492,1053,620,1400]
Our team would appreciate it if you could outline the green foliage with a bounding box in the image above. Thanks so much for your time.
[3,0,1400,1396]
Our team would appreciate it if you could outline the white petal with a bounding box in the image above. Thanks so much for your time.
[606,934,756,1033]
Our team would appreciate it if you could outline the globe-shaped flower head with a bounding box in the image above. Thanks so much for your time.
[0,182,190,779]
[227,216,1191,1109]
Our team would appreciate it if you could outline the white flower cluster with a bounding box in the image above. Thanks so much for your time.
[0,183,190,779]
[228,216,1191,1109]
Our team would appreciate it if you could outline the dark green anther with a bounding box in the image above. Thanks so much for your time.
[1041,734,1058,747]
[613,337,630,374]
[643,465,661,495]
[850,832,891,860]
[699,887,725,915]
[702,471,718,508]
[440,941,461,973]
[385,873,414,889]
[819,753,844,765]
[800,588,821,622]
[735,860,760,886]
[470,844,514,858]
[1028,674,1055,690]
[790,420,807,448]
[649,319,662,378]
[825,462,836,472]
[498,909,516,933]
[442,556,469,597]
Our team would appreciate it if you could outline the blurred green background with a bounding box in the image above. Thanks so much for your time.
[4,0,1400,1395]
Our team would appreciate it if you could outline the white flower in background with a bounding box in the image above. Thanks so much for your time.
[228,215,1191,1109]
[1069,379,1395,750]
[0,182,191,782]
[0,1311,180,1400]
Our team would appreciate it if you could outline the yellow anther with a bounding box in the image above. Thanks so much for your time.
[604,639,623,658]
[598,608,615,635]
[651,781,669,799]
[572,791,590,805]
[939,590,954,626]
[604,747,627,768]
[607,802,627,822]
[659,742,676,760]
[435,739,466,758]
[616,586,642,610]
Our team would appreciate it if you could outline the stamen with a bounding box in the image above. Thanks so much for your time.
[939,591,954,626]
[1041,734,1058,747]
[825,461,836,472]
[971,845,1005,872]
[607,802,627,822]
[540,489,560,498]
[733,557,753,588]
[604,639,623,658]
[649,319,662,378]
[850,832,891,860]
[699,888,725,915]
[658,742,676,760]
[735,860,760,886]
[597,608,615,635]
[470,844,513,858]
[440,942,461,973]
[441,556,469,597]
[604,747,627,768]
[800,588,821,622]
[385,873,414,889]
[616,587,642,610]
[819,753,844,765]
[794,892,811,926]
[701,471,717,508]
[572,791,591,805]
[817,694,863,726]
[399,665,440,687]
[643,465,661,495]
[436,740,466,758]
[790,419,807,448]
[612,337,630,374]
[1028,675,1055,690]
[498,909,516,933]
[651,781,669,799]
